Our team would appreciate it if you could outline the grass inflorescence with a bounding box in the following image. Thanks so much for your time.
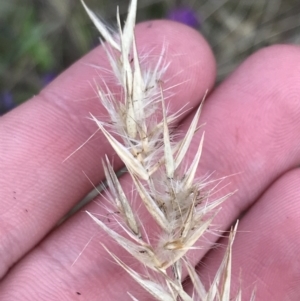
[82,0,255,300]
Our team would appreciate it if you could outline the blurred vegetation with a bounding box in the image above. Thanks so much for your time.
[0,0,300,114]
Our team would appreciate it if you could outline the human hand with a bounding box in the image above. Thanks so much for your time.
[0,20,300,300]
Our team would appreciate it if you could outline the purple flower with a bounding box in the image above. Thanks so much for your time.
[167,7,200,29]
[0,91,15,114]
[42,72,56,87]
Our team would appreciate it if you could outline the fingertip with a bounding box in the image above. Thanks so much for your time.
[135,19,216,75]
[245,43,300,67]
[135,20,216,103]
[224,44,300,94]
[42,20,216,114]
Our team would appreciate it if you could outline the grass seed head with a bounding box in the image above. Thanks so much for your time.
[81,0,253,300]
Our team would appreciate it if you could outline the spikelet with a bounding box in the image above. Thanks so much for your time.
[81,1,253,300]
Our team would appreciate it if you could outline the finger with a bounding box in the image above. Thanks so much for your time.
[192,168,300,300]
[180,44,300,261]
[0,20,216,279]
[1,45,300,300]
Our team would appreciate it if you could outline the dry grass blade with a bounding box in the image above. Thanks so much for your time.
[183,132,205,190]
[206,222,238,301]
[131,174,169,232]
[122,0,137,58]
[161,85,175,179]
[103,156,140,237]
[132,35,146,129]
[184,258,207,300]
[180,200,195,241]
[86,211,162,270]
[175,102,204,169]
[157,270,194,301]
[90,114,149,180]
[219,223,237,301]
[81,0,120,51]
[102,244,175,301]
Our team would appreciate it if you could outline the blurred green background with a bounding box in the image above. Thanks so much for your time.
[1,0,300,114]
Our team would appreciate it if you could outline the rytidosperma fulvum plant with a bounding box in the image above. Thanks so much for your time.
[81,0,255,300]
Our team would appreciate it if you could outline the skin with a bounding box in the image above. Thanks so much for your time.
[0,20,300,300]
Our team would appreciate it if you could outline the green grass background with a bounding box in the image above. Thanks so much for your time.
[1,0,299,110]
